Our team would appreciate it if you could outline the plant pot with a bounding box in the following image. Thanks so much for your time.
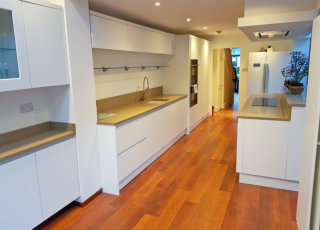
[288,85,305,94]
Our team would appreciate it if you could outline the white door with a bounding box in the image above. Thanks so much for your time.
[23,1,70,88]
[35,138,80,220]
[0,0,31,92]
[0,154,43,230]
[247,52,266,98]
[297,15,320,230]
[266,51,290,93]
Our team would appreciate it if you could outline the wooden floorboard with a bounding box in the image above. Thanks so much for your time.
[36,97,298,230]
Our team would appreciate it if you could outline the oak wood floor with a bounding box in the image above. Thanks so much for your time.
[37,101,298,230]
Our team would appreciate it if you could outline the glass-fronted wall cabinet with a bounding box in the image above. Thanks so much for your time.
[0,1,31,92]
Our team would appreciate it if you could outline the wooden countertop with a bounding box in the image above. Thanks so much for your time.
[238,93,291,121]
[0,122,76,163]
[98,94,187,126]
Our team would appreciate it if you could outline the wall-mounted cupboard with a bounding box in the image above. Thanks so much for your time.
[0,0,69,92]
[90,11,175,55]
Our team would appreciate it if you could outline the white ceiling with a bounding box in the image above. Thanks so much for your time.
[88,0,245,40]
[244,0,318,16]
[88,0,319,41]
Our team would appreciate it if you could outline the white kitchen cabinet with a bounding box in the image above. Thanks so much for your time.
[127,25,156,53]
[23,1,69,88]
[0,154,43,230]
[98,98,188,195]
[242,119,289,179]
[286,107,306,181]
[35,138,80,220]
[90,14,129,51]
[90,11,175,55]
[0,0,31,92]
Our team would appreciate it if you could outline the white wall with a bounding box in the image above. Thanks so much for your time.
[0,85,73,134]
[211,32,292,110]
[64,0,101,202]
[93,49,166,99]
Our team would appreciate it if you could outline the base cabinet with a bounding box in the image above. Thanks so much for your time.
[0,138,79,229]
[99,98,188,195]
[35,138,80,220]
[0,154,42,230]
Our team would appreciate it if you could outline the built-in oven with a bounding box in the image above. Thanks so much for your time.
[190,59,198,107]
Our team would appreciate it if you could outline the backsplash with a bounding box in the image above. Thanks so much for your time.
[92,49,166,99]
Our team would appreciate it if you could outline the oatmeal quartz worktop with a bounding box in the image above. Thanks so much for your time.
[97,94,187,126]
[238,93,291,121]
[0,122,76,163]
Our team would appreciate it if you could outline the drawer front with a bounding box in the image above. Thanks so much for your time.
[117,137,148,182]
[116,114,150,154]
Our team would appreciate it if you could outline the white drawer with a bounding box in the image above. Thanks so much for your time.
[116,114,150,154]
[117,137,148,182]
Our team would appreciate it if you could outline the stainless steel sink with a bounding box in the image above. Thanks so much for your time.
[97,113,116,120]
[147,99,169,104]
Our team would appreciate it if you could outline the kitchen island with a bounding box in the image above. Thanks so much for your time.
[237,93,306,191]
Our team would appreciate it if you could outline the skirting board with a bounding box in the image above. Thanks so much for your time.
[119,129,187,190]
[239,173,299,191]
[188,114,209,133]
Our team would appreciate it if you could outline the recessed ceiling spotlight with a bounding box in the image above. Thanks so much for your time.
[203,26,207,30]
[155,2,160,6]
[186,18,191,22]
[214,30,222,35]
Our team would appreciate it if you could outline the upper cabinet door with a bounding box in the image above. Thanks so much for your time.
[23,2,69,88]
[0,0,31,92]
[90,15,129,51]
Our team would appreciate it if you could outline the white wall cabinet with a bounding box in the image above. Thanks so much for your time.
[23,1,69,88]
[90,15,129,51]
[0,0,31,92]
[0,154,43,230]
[98,98,188,195]
[35,138,80,220]
[0,0,69,92]
[90,11,175,55]
[0,137,80,229]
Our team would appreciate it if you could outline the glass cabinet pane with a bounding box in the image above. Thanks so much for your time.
[0,8,19,79]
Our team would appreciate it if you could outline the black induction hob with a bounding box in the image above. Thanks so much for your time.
[252,97,277,107]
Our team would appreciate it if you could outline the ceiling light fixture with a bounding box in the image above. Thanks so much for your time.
[155,2,160,6]
[214,30,222,35]
[203,26,207,30]
[186,18,191,22]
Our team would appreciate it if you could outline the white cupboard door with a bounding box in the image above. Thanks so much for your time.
[154,32,174,54]
[0,154,42,230]
[127,25,156,53]
[35,138,80,220]
[23,2,69,88]
[242,119,289,179]
[90,15,129,51]
[0,0,31,92]
[286,107,306,181]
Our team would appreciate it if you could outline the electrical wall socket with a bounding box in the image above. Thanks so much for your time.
[19,102,34,113]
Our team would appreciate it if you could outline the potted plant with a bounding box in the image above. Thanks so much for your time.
[281,51,309,94]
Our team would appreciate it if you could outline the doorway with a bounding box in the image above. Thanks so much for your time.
[231,47,240,110]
